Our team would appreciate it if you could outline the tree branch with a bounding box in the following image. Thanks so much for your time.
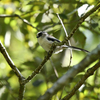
[38,44,100,100]
[0,41,24,80]
[62,61,100,100]
[0,14,39,31]
[62,2,100,44]
[0,41,25,100]
[57,13,73,67]
[18,84,25,100]
[21,42,56,84]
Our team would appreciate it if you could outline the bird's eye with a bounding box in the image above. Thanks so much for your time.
[37,32,43,38]
[38,32,42,37]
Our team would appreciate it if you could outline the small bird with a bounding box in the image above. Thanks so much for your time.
[37,31,89,54]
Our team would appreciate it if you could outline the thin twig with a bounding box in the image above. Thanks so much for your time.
[62,61,100,100]
[0,14,39,31]
[49,58,59,78]
[57,13,73,67]
[93,69,98,85]
[56,14,68,37]
[59,87,65,100]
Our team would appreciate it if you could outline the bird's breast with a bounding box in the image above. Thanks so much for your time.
[38,37,52,52]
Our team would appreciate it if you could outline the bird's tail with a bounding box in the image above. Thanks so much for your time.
[61,45,89,53]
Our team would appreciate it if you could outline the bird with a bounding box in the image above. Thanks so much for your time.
[36,31,89,54]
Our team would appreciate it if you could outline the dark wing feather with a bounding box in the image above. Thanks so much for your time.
[47,37,60,42]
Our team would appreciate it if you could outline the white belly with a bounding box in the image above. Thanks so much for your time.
[38,37,52,52]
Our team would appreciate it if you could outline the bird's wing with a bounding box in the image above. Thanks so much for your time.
[47,37,60,43]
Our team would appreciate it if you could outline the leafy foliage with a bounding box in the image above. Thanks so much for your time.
[0,0,100,100]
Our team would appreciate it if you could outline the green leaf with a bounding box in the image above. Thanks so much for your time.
[91,23,98,28]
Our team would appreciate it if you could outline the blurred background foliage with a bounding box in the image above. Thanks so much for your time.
[0,0,100,100]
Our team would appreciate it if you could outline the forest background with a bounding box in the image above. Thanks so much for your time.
[0,0,100,100]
